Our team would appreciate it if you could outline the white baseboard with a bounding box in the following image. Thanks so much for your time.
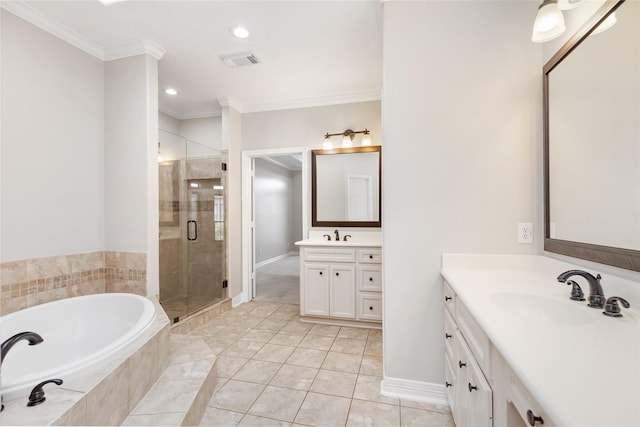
[232,292,249,308]
[255,251,298,269]
[380,376,450,407]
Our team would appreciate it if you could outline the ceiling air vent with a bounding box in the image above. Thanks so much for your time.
[219,52,261,68]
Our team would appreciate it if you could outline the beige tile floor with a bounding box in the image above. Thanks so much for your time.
[187,300,455,427]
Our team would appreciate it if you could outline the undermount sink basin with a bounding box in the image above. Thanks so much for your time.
[490,292,596,325]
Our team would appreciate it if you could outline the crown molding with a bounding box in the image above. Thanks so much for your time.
[159,107,222,120]
[242,90,381,114]
[1,1,104,59]
[1,2,165,62]
[104,39,166,61]
[165,91,381,119]
[218,97,245,113]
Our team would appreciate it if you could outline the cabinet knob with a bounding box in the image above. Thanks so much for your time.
[458,361,466,369]
[319,271,323,276]
[445,333,452,339]
[445,381,452,388]
[526,410,544,426]
[369,306,373,310]
[336,272,339,276]
[468,382,478,392]
[445,296,452,301]
[369,277,373,281]
[369,255,373,259]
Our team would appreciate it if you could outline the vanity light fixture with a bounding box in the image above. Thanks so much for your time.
[532,0,566,43]
[323,129,371,149]
[164,88,178,96]
[322,136,334,150]
[157,143,164,163]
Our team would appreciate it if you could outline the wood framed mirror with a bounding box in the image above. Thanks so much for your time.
[311,146,382,227]
[543,0,640,271]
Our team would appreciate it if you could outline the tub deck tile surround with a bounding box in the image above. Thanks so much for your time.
[123,334,218,426]
[0,296,169,426]
[0,251,147,315]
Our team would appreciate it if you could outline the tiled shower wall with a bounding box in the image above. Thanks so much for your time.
[0,251,146,315]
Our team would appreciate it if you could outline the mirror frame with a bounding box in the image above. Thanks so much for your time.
[311,146,382,228]
[543,0,640,271]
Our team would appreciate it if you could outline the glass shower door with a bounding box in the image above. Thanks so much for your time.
[159,130,226,322]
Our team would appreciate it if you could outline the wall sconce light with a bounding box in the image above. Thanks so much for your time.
[532,0,566,43]
[557,0,582,10]
[323,129,371,149]
[157,142,164,163]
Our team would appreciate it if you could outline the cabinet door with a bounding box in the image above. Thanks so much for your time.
[329,265,356,318]
[303,264,329,316]
[455,331,492,427]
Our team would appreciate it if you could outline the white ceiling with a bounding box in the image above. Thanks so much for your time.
[5,0,383,118]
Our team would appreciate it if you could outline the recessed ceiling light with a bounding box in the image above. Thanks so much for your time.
[164,88,178,96]
[230,25,250,39]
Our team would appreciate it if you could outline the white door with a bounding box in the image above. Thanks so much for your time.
[347,175,372,220]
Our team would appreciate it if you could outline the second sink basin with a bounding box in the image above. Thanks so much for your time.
[490,292,596,325]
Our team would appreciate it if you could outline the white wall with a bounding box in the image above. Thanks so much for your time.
[104,55,155,253]
[242,101,381,152]
[254,158,298,263]
[159,111,180,134]
[382,0,540,386]
[1,10,105,262]
[223,105,243,301]
[179,117,222,152]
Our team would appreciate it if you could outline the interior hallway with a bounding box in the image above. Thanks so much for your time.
[186,299,455,426]
[255,254,300,304]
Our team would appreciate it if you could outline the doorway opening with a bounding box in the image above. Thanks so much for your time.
[241,148,309,305]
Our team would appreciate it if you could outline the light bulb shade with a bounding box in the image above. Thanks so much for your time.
[342,135,352,148]
[361,133,372,146]
[532,0,566,43]
[592,12,617,35]
[322,138,333,150]
[557,0,582,10]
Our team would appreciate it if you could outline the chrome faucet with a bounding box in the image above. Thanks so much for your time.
[1,331,44,411]
[557,270,605,308]
[334,229,340,241]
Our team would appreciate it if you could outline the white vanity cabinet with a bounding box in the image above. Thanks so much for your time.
[444,281,493,427]
[299,244,382,326]
[444,280,555,427]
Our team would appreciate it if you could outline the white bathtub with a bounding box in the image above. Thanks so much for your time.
[1,293,155,401]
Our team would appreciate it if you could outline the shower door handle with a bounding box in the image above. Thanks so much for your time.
[187,220,198,241]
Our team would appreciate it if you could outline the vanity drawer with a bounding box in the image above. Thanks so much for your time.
[444,281,456,315]
[456,300,490,375]
[358,265,382,291]
[357,292,382,321]
[302,247,356,263]
[507,371,555,427]
[357,249,382,264]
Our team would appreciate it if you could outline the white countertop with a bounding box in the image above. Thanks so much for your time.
[295,239,382,247]
[441,254,640,427]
